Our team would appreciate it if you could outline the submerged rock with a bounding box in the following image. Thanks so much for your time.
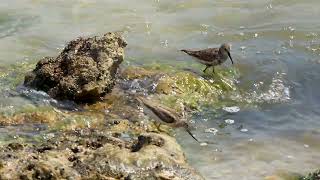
[24,32,127,102]
[300,169,320,180]
[265,169,320,180]
[120,66,238,110]
[0,62,35,93]
[120,66,160,80]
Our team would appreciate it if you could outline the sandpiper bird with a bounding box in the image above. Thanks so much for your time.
[181,43,234,73]
[136,97,200,142]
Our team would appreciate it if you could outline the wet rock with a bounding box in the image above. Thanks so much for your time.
[1,64,224,179]
[119,66,237,110]
[0,130,203,180]
[265,170,313,180]
[84,132,203,179]
[36,144,54,153]
[0,62,35,93]
[155,72,225,108]
[27,163,57,180]
[67,155,78,162]
[70,146,81,153]
[0,106,106,130]
[7,143,24,151]
[24,32,127,102]
[0,109,59,126]
[301,169,320,180]
[120,66,159,80]
[131,133,165,152]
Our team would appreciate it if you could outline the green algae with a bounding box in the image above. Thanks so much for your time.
[49,111,105,131]
[0,62,241,141]
[13,104,52,114]
[0,103,103,138]
[300,170,320,180]
[0,62,242,144]
[155,69,239,110]
[265,170,320,180]
[121,66,160,80]
[0,62,35,91]
[121,62,241,111]
[122,60,241,110]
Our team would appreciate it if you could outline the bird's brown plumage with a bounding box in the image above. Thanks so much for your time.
[137,97,181,124]
[137,96,200,142]
[181,48,220,65]
[181,43,233,73]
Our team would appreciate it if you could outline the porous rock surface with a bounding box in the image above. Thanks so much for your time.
[0,129,204,180]
[24,32,127,102]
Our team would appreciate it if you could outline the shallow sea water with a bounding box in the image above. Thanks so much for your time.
[0,0,320,179]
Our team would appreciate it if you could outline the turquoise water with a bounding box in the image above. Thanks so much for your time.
[1,0,320,179]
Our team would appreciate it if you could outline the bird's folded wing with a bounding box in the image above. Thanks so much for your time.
[137,97,177,123]
[184,48,219,61]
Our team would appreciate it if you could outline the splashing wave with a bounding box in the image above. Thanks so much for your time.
[231,72,290,104]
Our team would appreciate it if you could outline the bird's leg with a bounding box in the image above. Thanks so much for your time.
[203,66,209,73]
[154,122,162,132]
[184,124,200,143]
[212,66,215,74]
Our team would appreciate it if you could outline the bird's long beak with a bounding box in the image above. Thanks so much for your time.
[227,51,234,64]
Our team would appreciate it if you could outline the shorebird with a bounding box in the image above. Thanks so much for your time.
[136,96,200,142]
[181,43,234,73]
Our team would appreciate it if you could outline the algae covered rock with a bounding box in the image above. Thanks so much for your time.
[0,130,203,180]
[120,66,160,80]
[300,169,320,180]
[119,65,238,110]
[24,32,127,102]
[0,82,204,179]
[265,169,320,180]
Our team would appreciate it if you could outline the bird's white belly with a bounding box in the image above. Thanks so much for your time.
[196,59,219,66]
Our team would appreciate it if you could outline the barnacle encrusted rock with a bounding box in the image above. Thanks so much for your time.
[24,32,127,102]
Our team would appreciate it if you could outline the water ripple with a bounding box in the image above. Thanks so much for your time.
[0,12,38,39]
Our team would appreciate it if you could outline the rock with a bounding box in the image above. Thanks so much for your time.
[82,132,203,179]
[265,170,307,180]
[0,108,59,126]
[0,64,225,179]
[301,169,320,180]
[131,134,165,152]
[154,71,234,110]
[0,130,204,180]
[7,143,24,151]
[120,66,159,80]
[0,106,106,129]
[36,144,55,153]
[24,32,127,102]
[0,62,35,93]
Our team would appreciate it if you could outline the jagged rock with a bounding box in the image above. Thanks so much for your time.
[24,32,127,102]
[0,130,204,180]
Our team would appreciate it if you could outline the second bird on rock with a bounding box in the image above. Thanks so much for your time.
[181,43,234,73]
[136,96,200,142]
